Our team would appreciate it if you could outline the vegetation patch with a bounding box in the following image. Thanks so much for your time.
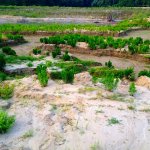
[0,109,15,134]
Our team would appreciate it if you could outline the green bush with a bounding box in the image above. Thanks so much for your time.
[52,46,61,58]
[46,61,52,67]
[33,49,41,55]
[0,53,6,71]
[36,64,48,87]
[0,83,14,99]
[2,47,16,56]
[105,60,114,69]
[139,44,149,53]
[0,72,7,82]
[101,73,119,91]
[128,44,138,54]
[138,70,150,77]
[0,110,15,134]
[63,51,71,61]
[61,69,74,84]
[129,82,137,96]
[27,62,33,67]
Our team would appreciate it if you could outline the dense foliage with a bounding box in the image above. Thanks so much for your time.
[36,64,48,87]
[0,110,15,134]
[41,34,150,54]
[0,0,149,6]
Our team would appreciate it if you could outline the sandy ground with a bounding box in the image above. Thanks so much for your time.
[123,30,150,40]
[0,15,120,25]
[11,35,47,56]
[0,74,150,150]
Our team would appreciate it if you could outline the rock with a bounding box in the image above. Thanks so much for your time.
[74,72,92,85]
[0,100,12,109]
[76,42,88,49]
[136,76,150,89]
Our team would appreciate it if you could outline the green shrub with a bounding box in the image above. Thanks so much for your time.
[27,62,33,67]
[63,51,71,61]
[105,60,114,69]
[54,46,61,55]
[0,72,7,82]
[52,46,61,58]
[32,49,41,55]
[128,44,138,54]
[0,110,15,134]
[36,64,48,87]
[0,83,14,99]
[139,44,149,53]
[129,82,137,96]
[138,70,150,77]
[52,51,57,58]
[61,69,74,84]
[101,73,119,91]
[2,47,16,56]
[46,61,52,67]
[0,53,6,71]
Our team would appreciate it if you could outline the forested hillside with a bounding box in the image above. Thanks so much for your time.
[0,0,150,7]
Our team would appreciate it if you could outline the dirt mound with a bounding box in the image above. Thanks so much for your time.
[136,76,150,89]
[74,72,92,85]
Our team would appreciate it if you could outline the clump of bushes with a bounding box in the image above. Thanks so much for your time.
[62,50,71,61]
[101,73,119,91]
[62,69,74,84]
[0,83,14,99]
[129,82,137,96]
[89,67,135,81]
[2,47,16,56]
[52,46,61,58]
[138,70,150,78]
[40,34,150,54]
[36,64,48,87]
[0,53,6,71]
[0,109,15,134]
[33,49,41,55]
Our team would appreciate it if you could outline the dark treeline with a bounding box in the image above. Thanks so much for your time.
[0,0,150,7]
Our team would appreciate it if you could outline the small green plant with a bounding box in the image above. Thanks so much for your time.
[129,82,137,96]
[32,49,41,55]
[45,61,52,67]
[90,142,101,150]
[0,83,14,99]
[22,130,33,139]
[2,46,16,56]
[27,62,33,67]
[0,109,15,134]
[105,60,114,69]
[62,50,71,61]
[101,74,119,91]
[138,70,150,78]
[61,69,74,84]
[0,53,6,71]
[36,64,48,87]
[0,72,7,82]
[108,117,121,125]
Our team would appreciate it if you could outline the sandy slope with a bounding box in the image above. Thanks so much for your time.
[0,74,150,150]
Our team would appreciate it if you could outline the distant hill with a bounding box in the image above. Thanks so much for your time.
[0,0,150,7]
